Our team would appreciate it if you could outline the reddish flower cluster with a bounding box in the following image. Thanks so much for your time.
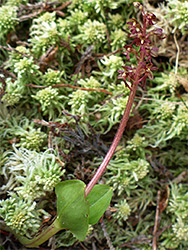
[118,2,166,89]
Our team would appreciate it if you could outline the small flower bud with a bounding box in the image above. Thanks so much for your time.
[146,13,157,25]
[133,2,142,10]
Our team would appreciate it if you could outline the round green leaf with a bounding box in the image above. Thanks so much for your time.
[55,180,89,241]
[86,185,113,225]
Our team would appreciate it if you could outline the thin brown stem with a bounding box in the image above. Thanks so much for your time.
[152,190,161,250]
[85,83,138,197]
[26,83,112,95]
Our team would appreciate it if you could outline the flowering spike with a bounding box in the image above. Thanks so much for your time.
[118,3,166,90]
[85,3,165,199]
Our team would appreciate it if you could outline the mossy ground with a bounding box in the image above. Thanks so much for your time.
[1,0,188,249]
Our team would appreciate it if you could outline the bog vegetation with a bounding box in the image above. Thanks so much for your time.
[1,0,188,249]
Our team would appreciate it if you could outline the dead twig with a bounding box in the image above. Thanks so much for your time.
[72,45,94,76]
[52,0,72,11]
[119,235,151,248]
[0,45,30,58]
[18,9,43,22]
[152,186,170,250]
[156,223,173,238]
[79,242,88,250]
[48,131,53,151]
[18,1,61,11]
[27,83,112,95]
[39,45,59,71]
[172,170,188,184]
[101,220,115,250]
[152,190,161,250]
[18,1,71,23]
[0,75,7,100]
[174,30,180,74]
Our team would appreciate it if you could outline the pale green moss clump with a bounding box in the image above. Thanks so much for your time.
[32,87,65,119]
[0,6,18,38]
[165,0,188,34]
[76,20,107,48]
[29,12,59,57]
[114,199,131,225]
[0,193,42,237]
[2,91,22,106]
[2,146,65,200]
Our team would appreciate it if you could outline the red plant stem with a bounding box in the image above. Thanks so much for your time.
[85,83,138,197]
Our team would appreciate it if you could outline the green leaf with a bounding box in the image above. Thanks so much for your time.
[55,180,89,241]
[86,185,113,225]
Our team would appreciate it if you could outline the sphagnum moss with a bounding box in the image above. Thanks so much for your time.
[1,0,187,249]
